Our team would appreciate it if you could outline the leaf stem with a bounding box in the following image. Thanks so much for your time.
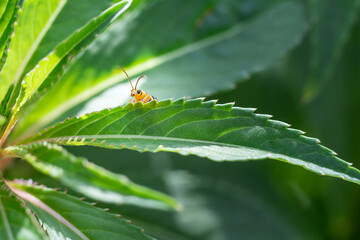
[0,147,17,171]
[0,115,17,148]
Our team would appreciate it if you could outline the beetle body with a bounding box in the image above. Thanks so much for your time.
[131,89,156,103]
[118,66,157,103]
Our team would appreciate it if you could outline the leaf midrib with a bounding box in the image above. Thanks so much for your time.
[40,134,340,165]
[8,185,89,240]
[44,134,249,147]
[41,134,291,159]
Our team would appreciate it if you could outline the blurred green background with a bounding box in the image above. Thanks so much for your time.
[7,0,360,239]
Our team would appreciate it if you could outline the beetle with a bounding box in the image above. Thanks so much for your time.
[118,66,157,103]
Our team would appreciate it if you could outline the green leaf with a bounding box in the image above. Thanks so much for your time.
[1,0,131,146]
[0,0,131,119]
[15,0,307,138]
[0,0,67,103]
[0,0,19,69]
[0,1,7,18]
[1,0,130,105]
[19,98,360,185]
[302,0,360,102]
[8,181,154,240]
[12,1,130,117]
[0,179,44,240]
[5,142,180,211]
[0,115,5,126]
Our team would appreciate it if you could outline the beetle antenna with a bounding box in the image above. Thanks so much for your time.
[135,75,146,89]
[117,66,134,90]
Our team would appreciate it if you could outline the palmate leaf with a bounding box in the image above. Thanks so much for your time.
[18,98,360,185]
[8,181,154,240]
[4,142,180,211]
[0,179,44,240]
[14,0,307,138]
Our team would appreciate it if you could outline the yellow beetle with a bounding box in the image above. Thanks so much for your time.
[118,66,157,103]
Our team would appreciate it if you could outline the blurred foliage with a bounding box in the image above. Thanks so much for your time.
[2,0,360,239]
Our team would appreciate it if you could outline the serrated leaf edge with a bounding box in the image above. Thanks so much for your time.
[14,98,360,185]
